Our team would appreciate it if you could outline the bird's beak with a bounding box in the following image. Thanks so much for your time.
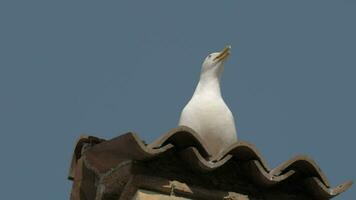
[214,45,231,62]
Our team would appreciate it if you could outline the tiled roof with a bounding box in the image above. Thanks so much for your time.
[68,126,352,200]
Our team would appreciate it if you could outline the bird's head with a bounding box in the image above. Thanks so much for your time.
[201,45,231,79]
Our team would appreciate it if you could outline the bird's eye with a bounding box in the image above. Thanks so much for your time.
[208,55,211,58]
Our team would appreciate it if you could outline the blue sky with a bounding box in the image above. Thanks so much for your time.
[0,1,354,199]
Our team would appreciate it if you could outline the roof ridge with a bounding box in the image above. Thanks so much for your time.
[68,126,353,199]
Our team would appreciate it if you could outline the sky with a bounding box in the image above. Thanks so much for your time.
[0,1,355,199]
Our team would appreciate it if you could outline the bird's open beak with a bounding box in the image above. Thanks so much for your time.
[214,45,231,62]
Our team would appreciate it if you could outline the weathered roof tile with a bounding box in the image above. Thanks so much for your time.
[68,126,352,199]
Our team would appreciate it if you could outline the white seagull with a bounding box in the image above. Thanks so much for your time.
[178,46,237,156]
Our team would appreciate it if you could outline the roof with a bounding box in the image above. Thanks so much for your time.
[68,126,352,200]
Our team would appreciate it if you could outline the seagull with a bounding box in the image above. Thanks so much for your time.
[178,46,237,156]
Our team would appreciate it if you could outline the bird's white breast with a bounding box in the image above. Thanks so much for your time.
[178,93,237,155]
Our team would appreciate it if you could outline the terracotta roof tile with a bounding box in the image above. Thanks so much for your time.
[68,126,352,199]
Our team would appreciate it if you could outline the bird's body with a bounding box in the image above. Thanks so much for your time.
[178,46,237,156]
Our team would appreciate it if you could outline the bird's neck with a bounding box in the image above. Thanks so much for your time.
[193,72,222,97]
